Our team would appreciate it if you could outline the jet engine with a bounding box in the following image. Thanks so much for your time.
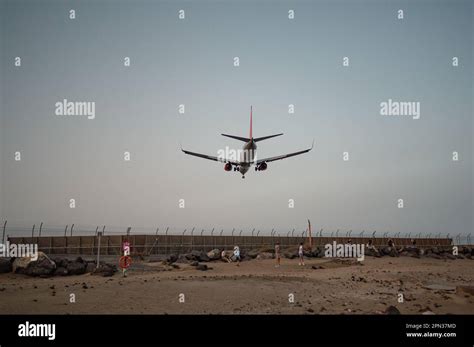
[224,162,232,171]
[256,162,267,171]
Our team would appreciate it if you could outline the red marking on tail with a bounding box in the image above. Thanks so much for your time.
[249,106,253,139]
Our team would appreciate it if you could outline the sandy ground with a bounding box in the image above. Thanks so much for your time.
[0,257,473,314]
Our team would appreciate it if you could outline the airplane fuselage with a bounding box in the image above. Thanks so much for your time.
[239,139,257,176]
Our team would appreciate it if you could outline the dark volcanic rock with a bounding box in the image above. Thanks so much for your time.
[175,254,191,264]
[365,248,381,257]
[85,262,96,273]
[75,257,85,264]
[54,267,68,276]
[0,258,12,273]
[283,252,297,259]
[186,250,210,262]
[66,261,86,275]
[92,263,117,277]
[166,254,178,264]
[24,257,56,277]
[53,257,68,268]
[431,247,440,255]
[246,249,260,259]
[196,264,208,271]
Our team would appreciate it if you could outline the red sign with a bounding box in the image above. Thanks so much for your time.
[119,255,132,269]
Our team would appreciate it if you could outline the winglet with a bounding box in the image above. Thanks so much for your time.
[311,139,315,150]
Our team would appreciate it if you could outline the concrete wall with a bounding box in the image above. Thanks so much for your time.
[7,234,453,256]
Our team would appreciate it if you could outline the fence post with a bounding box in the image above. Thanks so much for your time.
[2,220,6,244]
[211,228,215,249]
[31,224,35,238]
[96,232,102,268]
[165,227,169,255]
[70,224,74,237]
[200,229,204,251]
[182,229,187,253]
[39,222,43,237]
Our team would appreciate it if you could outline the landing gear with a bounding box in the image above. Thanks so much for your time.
[242,176,245,179]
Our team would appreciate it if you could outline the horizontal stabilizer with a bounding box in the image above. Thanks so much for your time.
[221,134,251,142]
[253,133,283,142]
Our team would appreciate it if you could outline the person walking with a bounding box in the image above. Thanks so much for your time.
[233,245,241,266]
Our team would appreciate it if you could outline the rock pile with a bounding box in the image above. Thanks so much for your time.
[0,253,117,277]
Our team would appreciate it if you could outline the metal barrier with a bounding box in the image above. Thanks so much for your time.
[6,234,456,256]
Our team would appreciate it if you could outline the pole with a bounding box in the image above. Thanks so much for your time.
[96,232,102,268]
[307,220,312,249]
[31,224,35,238]
[64,225,68,237]
[70,224,74,237]
[39,222,43,237]
[165,227,169,255]
[211,228,215,249]
[2,220,6,244]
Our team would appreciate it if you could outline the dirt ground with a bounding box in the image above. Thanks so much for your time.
[0,257,473,314]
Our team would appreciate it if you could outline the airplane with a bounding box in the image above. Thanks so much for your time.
[181,106,314,179]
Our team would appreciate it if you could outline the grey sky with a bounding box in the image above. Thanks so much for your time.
[0,0,472,236]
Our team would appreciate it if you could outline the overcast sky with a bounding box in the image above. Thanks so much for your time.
[0,0,472,236]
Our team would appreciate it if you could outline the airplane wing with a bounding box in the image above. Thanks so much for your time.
[256,141,314,164]
[181,148,240,166]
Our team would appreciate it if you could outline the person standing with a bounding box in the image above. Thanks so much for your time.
[298,242,305,266]
[275,242,281,267]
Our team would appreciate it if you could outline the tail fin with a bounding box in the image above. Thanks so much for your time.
[250,106,253,139]
[220,106,254,143]
[221,106,283,143]
[249,106,283,142]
